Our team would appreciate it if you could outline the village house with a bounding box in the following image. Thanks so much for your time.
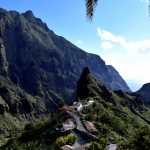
[63,119,75,131]
[72,102,83,111]
[83,121,98,134]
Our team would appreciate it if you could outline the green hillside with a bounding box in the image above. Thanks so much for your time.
[1,68,150,149]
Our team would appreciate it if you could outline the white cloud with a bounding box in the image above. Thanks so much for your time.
[101,41,114,49]
[97,27,150,53]
[97,28,126,46]
[97,27,150,91]
[77,40,83,45]
[125,40,150,53]
[102,52,150,91]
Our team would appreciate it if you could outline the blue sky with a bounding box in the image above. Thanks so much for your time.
[0,0,150,91]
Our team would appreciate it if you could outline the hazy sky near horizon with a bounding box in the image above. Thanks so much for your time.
[0,0,150,91]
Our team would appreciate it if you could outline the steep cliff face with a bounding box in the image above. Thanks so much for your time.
[0,75,63,115]
[106,65,130,92]
[0,8,130,104]
[0,34,8,76]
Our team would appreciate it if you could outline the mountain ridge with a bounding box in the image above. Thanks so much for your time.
[135,82,150,104]
[0,8,130,107]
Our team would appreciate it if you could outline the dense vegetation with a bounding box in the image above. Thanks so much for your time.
[118,126,150,150]
[1,68,150,149]
[0,8,133,148]
[86,137,108,150]
[1,111,72,149]
[77,68,150,149]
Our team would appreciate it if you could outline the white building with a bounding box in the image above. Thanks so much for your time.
[72,102,83,111]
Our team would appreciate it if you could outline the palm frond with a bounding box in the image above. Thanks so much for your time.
[85,0,99,21]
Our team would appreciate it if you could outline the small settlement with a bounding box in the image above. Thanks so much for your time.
[59,99,98,150]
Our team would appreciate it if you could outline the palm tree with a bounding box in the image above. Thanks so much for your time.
[85,0,99,21]
[85,0,150,21]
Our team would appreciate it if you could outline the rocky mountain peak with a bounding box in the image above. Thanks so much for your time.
[0,8,7,14]
[0,8,10,19]
[136,83,150,104]
[76,67,112,101]
[22,10,49,31]
[23,10,34,17]
[22,10,35,22]
[140,83,150,89]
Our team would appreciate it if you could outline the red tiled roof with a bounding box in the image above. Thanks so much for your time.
[84,121,98,133]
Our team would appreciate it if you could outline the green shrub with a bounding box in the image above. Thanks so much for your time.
[66,134,76,145]
[55,136,67,147]
[99,137,108,148]
[95,123,110,135]
[101,113,127,136]
[87,137,108,150]
[55,134,76,148]
[88,141,103,150]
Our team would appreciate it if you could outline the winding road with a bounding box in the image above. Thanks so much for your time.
[69,112,117,150]
[69,112,86,132]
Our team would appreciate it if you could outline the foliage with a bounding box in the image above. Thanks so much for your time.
[24,123,34,131]
[55,136,66,148]
[85,0,98,20]
[1,112,65,149]
[83,102,105,121]
[55,134,76,148]
[67,134,76,145]
[92,102,105,121]
[95,122,110,135]
[117,126,150,150]
[82,105,93,114]
[88,141,104,150]
[98,136,108,149]
[86,136,108,150]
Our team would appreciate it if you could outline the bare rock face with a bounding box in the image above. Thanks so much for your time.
[0,8,130,107]
[0,38,8,76]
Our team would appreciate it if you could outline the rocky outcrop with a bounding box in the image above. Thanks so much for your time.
[135,83,150,104]
[76,67,112,101]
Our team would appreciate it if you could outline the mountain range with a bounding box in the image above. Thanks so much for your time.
[0,8,141,130]
[0,8,130,100]
[0,8,150,148]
